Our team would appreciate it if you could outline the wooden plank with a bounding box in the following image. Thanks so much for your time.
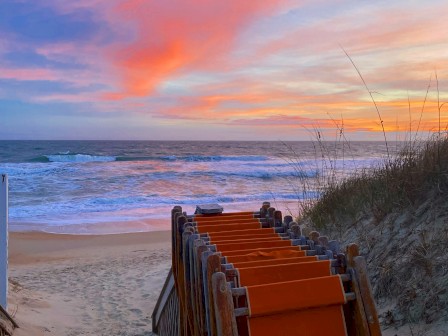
[353,256,381,336]
[182,231,195,336]
[283,215,293,227]
[259,202,270,218]
[319,236,331,259]
[0,318,14,336]
[172,209,184,336]
[206,254,221,336]
[187,235,195,336]
[0,303,16,335]
[211,272,238,336]
[189,236,203,336]
[347,268,370,336]
[201,251,213,336]
[346,243,359,267]
[178,224,189,336]
[318,236,329,247]
[336,253,347,274]
[176,215,189,336]
[289,223,301,238]
[196,245,208,336]
[175,214,188,279]
[309,231,320,243]
[267,207,275,227]
[346,243,370,336]
[273,210,282,227]
[171,207,182,278]
[190,239,200,334]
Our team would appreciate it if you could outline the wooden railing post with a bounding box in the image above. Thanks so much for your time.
[212,272,238,336]
[0,174,8,310]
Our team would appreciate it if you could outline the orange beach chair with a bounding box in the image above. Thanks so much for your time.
[163,203,381,336]
[212,272,350,336]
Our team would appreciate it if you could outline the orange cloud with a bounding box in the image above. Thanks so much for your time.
[105,0,289,98]
[144,84,448,137]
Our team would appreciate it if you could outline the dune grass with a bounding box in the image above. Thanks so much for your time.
[286,126,448,333]
[302,135,448,233]
[295,58,447,235]
[288,61,448,331]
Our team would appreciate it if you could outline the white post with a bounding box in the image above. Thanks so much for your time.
[0,174,8,310]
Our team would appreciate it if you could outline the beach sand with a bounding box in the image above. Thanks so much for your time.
[7,229,171,336]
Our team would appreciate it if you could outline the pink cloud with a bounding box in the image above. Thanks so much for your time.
[245,2,448,70]
[229,115,335,127]
[104,0,290,98]
[31,93,98,103]
[42,0,109,13]
[0,68,56,81]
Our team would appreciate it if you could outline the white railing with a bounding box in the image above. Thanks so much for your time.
[0,174,8,310]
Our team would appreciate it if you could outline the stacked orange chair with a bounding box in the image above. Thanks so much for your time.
[169,203,381,336]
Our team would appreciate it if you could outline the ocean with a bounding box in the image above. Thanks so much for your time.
[0,140,390,233]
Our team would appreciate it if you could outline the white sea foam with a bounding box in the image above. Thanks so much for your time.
[0,140,389,232]
[46,154,116,162]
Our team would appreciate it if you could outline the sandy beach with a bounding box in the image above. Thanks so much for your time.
[7,229,172,336]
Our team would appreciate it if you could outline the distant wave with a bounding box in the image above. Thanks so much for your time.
[150,169,317,180]
[29,156,52,163]
[87,192,309,207]
[30,154,269,163]
[226,170,316,179]
[36,154,117,163]
[117,155,269,162]
[115,156,154,162]
[180,155,268,162]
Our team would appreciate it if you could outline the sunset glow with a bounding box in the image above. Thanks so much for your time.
[1,0,448,140]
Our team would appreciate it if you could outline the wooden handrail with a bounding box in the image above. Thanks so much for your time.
[151,268,178,335]
[0,303,17,336]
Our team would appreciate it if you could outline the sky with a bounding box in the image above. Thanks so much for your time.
[1,0,448,141]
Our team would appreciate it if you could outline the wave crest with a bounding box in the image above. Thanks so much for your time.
[45,154,116,163]
[117,155,269,162]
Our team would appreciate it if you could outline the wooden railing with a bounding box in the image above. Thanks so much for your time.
[0,304,17,336]
[151,268,179,336]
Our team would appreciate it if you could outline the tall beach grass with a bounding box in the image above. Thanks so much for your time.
[287,62,448,331]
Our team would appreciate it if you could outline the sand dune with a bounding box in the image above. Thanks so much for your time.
[7,230,171,336]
